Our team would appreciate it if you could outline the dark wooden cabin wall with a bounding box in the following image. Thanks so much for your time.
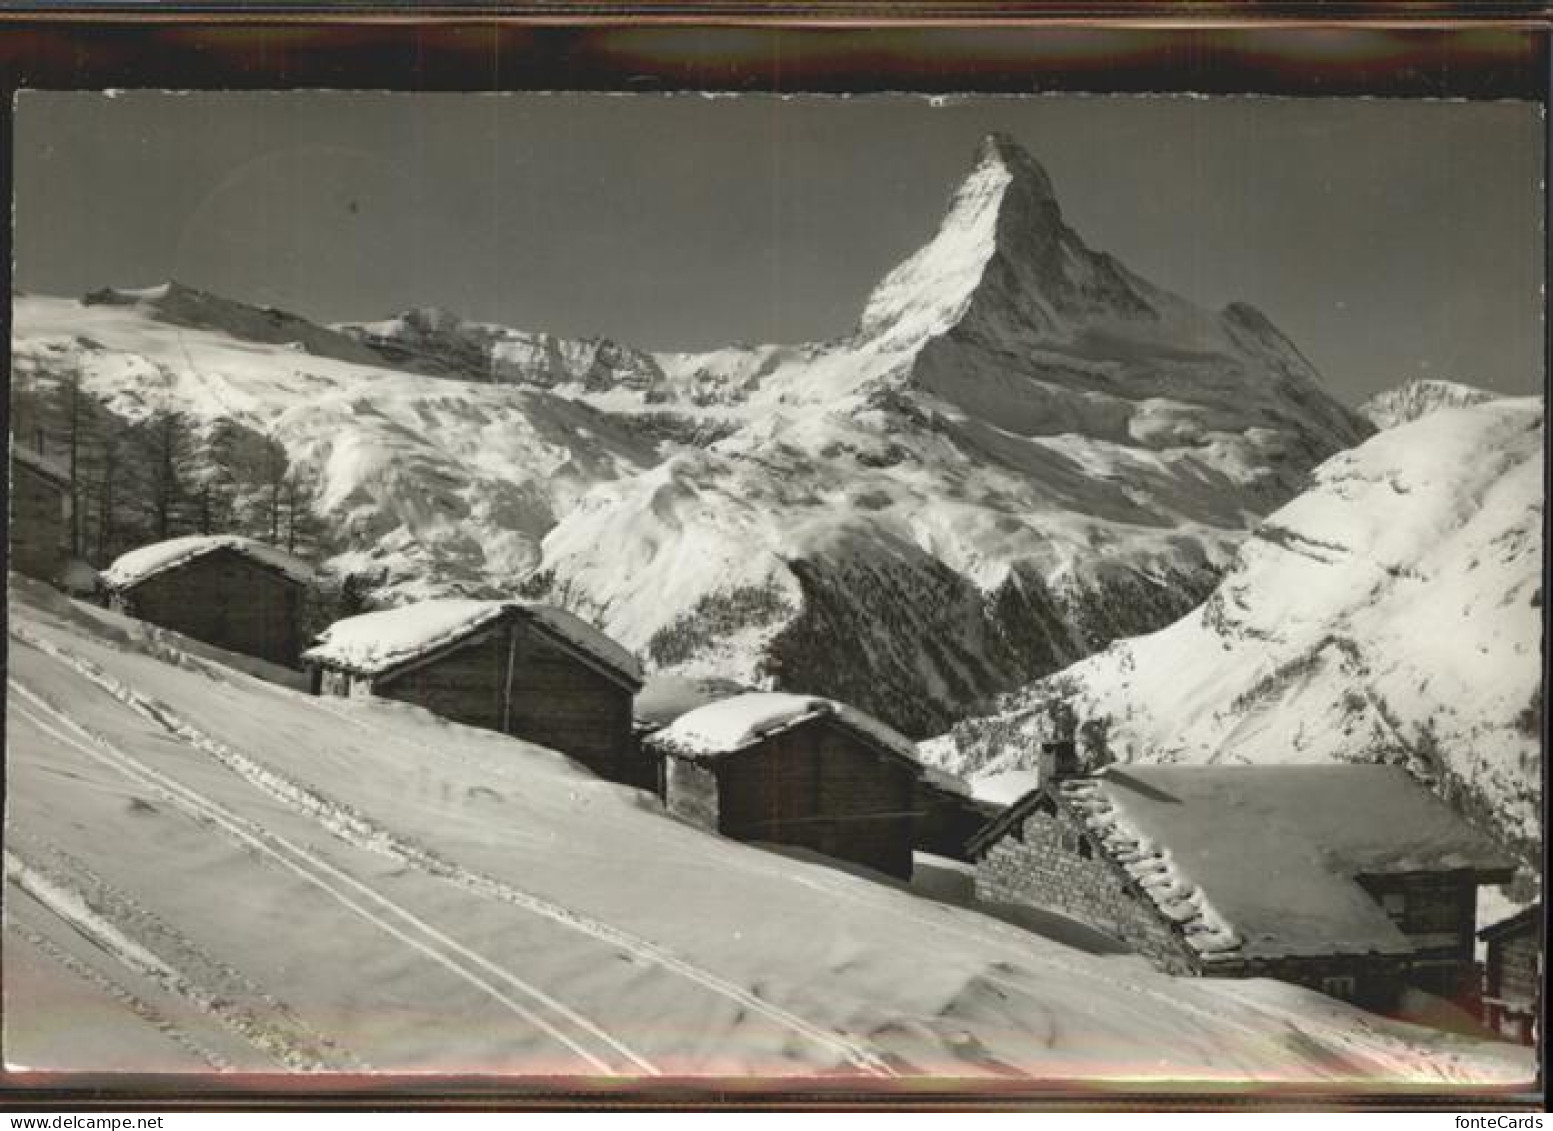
[507,625,643,787]
[375,628,506,730]
[1357,871,1481,1000]
[714,719,917,879]
[122,549,303,666]
[10,464,67,581]
[365,619,644,788]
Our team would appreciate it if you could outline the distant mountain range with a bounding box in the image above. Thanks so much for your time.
[13,133,1376,735]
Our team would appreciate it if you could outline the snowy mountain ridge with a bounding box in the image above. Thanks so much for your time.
[12,134,1370,734]
[925,397,1544,867]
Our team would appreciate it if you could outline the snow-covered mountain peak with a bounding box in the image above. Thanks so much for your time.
[973,131,1059,199]
[858,134,1095,343]
[858,134,1186,353]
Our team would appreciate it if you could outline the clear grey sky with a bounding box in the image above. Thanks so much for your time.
[12,91,1545,403]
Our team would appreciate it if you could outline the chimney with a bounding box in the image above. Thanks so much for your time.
[1038,739,1080,784]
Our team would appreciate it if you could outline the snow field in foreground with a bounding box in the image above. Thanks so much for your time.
[3,578,1533,1087]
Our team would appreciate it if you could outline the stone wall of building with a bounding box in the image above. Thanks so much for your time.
[973,797,1196,974]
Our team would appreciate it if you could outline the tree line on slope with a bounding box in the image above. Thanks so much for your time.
[10,363,330,570]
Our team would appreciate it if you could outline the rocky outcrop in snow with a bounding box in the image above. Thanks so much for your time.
[1361,378,1499,430]
[923,397,1544,866]
[338,306,671,398]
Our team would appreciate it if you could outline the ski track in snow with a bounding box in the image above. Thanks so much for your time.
[8,677,653,1077]
[4,841,359,1073]
[6,832,363,1071]
[10,626,899,1078]
[5,916,237,1073]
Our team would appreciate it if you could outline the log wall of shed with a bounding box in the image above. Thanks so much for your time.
[375,628,506,730]
[712,719,917,880]
[364,618,643,788]
[118,549,304,666]
[1356,871,1481,1000]
[1491,929,1543,1008]
[506,625,643,789]
[10,464,67,582]
[1485,920,1542,1033]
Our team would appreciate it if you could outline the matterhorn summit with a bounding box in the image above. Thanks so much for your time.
[860,132,1151,344]
[533,134,1373,733]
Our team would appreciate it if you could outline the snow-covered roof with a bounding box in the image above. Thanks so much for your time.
[11,444,70,486]
[303,598,642,687]
[981,763,1512,965]
[648,691,922,769]
[1478,903,1541,943]
[633,674,747,732]
[103,535,315,590]
[921,766,972,798]
[968,769,1044,807]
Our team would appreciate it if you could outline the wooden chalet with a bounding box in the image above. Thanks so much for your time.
[304,599,646,788]
[103,535,314,668]
[968,748,1514,1009]
[645,692,925,880]
[1479,903,1542,1045]
[9,444,71,582]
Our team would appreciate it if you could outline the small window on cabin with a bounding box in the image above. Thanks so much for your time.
[1381,891,1406,922]
[1060,828,1081,854]
[1077,837,1093,860]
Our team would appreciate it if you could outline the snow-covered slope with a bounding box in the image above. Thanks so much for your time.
[925,398,1544,865]
[1362,379,1500,430]
[3,577,1532,1084]
[532,134,1371,733]
[12,291,658,595]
